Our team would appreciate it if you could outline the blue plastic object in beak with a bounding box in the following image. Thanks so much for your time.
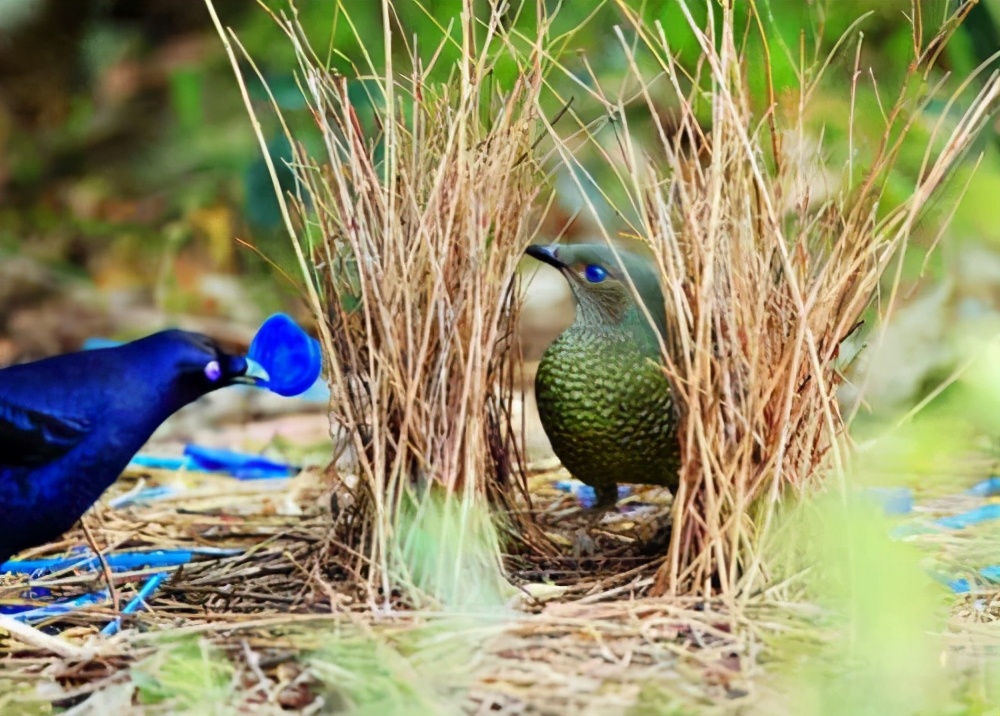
[247,313,323,397]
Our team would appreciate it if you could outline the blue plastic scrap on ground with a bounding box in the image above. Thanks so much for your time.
[981,565,1000,582]
[127,455,189,471]
[8,589,109,624]
[966,476,1000,497]
[1,549,237,627]
[0,547,240,575]
[944,566,1000,594]
[128,444,298,480]
[183,444,298,479]
[934,503,1000,530]
[109,485,177,508]
[81,337,124,350]
[0,585,52,613]
[947,577,971,594]
[102,571,170,636]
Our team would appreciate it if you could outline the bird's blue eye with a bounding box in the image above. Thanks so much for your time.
[584,264,608,283]
[203,360,222,382]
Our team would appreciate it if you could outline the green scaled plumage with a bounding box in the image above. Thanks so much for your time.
[527,243,680,510]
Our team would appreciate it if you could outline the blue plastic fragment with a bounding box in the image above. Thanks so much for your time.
[981,566,1000,582]
[934,504,1000,529]
[10,590,109,624]
[0,550,190,574]
[1,550,237,620]
[0,585,52,614]
[109,485,178,508]
[129,455,190,471]
[247,313,323,397]
[183,444,298,479]
[854,478,1000,594]
[0,548,239,575]
[102,571,170,636]
[864,487,914,515]
[948,578,971,594]
[82,337,125,351]
[128,445,298,480]
[941,566,1000,594]
[966,476,1000,497]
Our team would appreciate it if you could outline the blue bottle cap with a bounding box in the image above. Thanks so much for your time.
[247,313,323,397]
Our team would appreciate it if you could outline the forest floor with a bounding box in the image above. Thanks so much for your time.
[1,386,998,715]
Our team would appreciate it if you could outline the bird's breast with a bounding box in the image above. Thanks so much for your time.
[534,326,680,490]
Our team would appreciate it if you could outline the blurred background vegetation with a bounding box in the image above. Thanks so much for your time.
[0,0,997,425]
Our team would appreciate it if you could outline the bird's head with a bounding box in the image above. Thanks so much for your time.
[525,243,667,341]
[130,330,262,406]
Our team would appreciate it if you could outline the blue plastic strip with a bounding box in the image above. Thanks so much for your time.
[966,476,1000,497]
[127,446,297,480]
[10,589,109,624]
[183,444,297,479]
[980,565,1000,582]
[934,504,1000,529]
[109,486,178,508]
[102,572,170,636]
[948,578,971,594]
[129,455,191,471]
[0,586,53,613]
[0,547,240,575]
[939,566,1000,594]
[82,337,125,350]
[1,550,191,574]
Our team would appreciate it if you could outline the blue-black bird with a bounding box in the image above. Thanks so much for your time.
[0,330,258,564]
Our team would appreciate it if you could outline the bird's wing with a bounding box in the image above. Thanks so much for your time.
[0,397,91,467]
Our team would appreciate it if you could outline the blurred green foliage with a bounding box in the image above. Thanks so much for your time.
[305,620,484,716]
[131,636,236,710]
[768,493,951,716]
[394,486,512,610]
[0,0,995,299]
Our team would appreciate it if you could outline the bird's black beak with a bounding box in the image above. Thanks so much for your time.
[525,244,568,271]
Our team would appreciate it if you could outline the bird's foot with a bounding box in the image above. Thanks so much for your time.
[573,483,631,511]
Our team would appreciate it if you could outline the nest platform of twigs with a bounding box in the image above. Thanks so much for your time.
[0,451,753,714]
[2,446,998,714]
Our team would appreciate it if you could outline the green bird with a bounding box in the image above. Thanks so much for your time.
[526,242,681,513]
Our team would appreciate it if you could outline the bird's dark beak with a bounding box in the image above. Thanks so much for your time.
[525,244,568,271]
[233,358,270,386]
